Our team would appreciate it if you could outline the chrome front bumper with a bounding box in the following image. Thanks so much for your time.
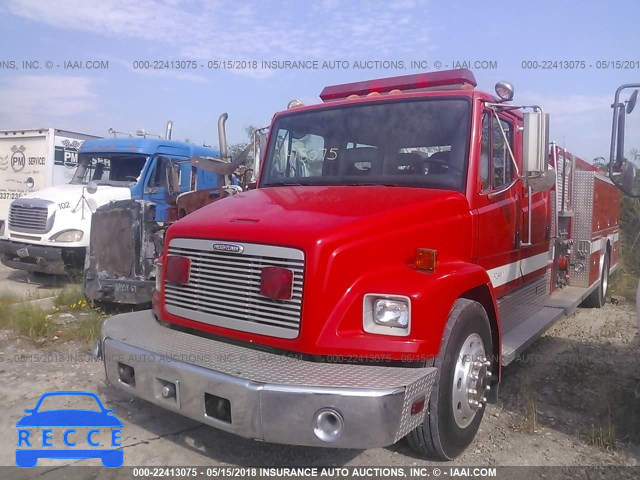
[101,311,437,448]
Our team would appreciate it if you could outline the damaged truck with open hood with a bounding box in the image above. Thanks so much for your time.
[84,115,262,305]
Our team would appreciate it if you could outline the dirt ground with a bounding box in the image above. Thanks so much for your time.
[0,264,70,298]
[0,301,639,473]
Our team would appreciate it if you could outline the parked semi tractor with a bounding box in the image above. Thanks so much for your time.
[98,70,625,460]
[84,115,260,305]
[605,82,640,399]
[0,122,220,275]
[0,128,100,237]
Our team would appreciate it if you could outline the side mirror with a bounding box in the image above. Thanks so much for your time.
[610,158,640,197]
[609,85,640,197]
[166,162,180,195]
[523,112,550,174]
[627,89,638,114]
[527,166,556,193]
[613,89,639,170]
[622,161,636,191]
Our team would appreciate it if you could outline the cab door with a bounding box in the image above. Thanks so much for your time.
[475,111,523,297]
[143,156,189,221]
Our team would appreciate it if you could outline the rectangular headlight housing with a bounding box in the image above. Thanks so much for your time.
[363,294,411,336]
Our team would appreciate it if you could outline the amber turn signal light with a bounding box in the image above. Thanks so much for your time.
[416,248,437,272]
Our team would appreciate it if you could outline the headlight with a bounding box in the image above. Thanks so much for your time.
[363,294,411,336]
[49,229,84,242]
[374,299,409,327]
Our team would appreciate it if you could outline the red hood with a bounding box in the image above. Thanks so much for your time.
[163,185,473,356]
[169,186,468,252]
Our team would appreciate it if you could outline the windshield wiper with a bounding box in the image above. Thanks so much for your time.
[264,181,306,186]
[343,183,384,186]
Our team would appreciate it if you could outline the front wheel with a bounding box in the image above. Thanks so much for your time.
[407,299,493,460]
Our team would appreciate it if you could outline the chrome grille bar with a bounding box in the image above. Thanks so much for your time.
[9,205,49,233]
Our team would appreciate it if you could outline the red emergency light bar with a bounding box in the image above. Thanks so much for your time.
[319,68,477,102]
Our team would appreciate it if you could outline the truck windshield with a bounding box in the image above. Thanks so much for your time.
[261,98,470,192]
[71,153,148,186]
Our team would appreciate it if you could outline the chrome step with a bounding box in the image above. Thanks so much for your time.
[500,284,593,366]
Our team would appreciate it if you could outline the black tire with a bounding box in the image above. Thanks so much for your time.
[407,299,492,460]
[581,251,610,308]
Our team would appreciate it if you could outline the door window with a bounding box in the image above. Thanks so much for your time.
[480,112,515,190]
[493,117,513,188]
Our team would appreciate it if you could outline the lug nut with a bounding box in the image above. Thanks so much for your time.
[468,388,478,395]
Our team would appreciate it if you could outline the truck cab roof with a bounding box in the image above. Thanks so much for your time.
[79,138,219,157]
[272,88,523,123]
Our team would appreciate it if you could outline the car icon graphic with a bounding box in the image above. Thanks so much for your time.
[15,391,123,468]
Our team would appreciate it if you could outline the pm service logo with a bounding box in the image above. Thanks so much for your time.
[15,391,124,468]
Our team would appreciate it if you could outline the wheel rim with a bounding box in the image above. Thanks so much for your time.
[452,333,491,429]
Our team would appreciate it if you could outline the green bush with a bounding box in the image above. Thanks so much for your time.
[611,195,640,300]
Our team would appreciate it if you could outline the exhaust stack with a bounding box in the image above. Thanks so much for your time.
[218,113,229,160]
[165,121,173,140]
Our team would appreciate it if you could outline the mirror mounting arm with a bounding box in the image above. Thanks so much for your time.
[486,177,521,199]
[489,108,520,178]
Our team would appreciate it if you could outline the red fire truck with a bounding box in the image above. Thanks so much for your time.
[97,69,627,460]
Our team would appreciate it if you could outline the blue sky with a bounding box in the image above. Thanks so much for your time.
[0,0,639,161]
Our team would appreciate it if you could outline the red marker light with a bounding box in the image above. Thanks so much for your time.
[260,267,294,300]
[411,396,426,416]
[319,69,477,101]
[165,255,190,285]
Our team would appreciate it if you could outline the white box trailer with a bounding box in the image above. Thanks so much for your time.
[0,128,100,236]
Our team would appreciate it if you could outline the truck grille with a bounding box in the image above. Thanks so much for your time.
[9,204,50,233]
[89,201,137,278]
[165,238,304,339]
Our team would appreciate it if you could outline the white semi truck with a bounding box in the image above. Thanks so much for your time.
[0,128,100,237]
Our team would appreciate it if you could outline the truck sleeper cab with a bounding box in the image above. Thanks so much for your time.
[100,70,620,460]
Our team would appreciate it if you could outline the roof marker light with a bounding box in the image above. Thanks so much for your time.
[319,68,477,102]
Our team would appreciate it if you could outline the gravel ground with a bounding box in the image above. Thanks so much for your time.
[0,264,71,298]
[0,302,639,473]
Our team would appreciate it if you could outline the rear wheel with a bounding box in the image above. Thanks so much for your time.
[407,299,493,460]
[582,251,610,308]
